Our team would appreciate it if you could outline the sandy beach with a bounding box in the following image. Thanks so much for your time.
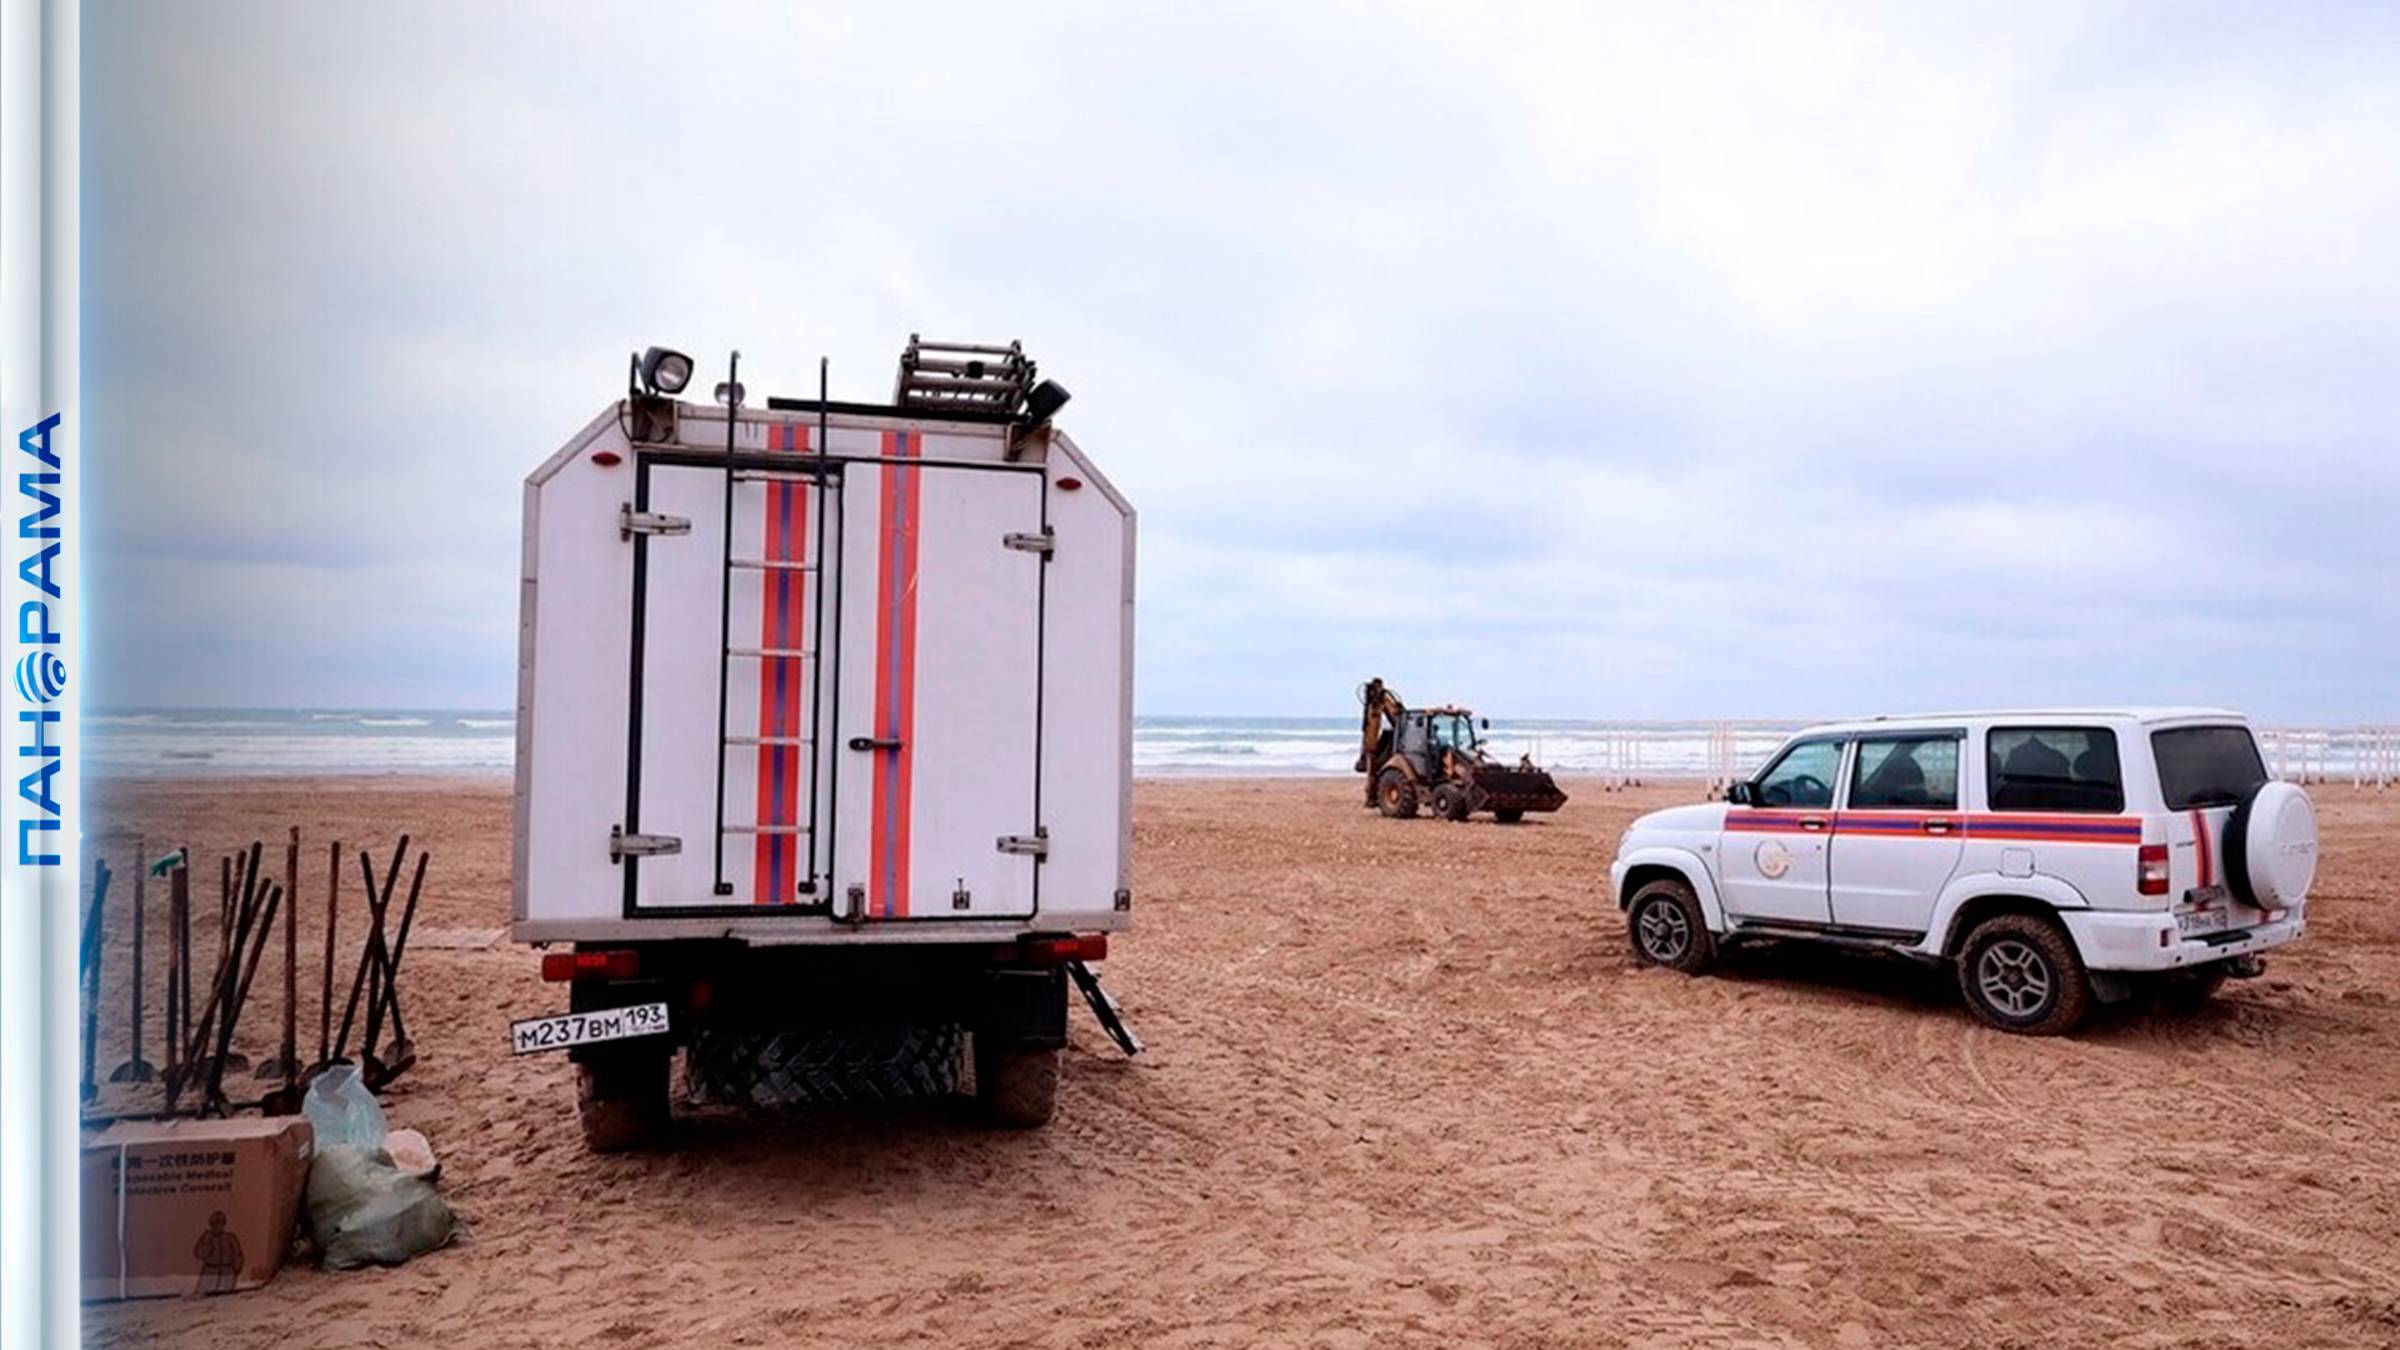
[78,774,2400,1348]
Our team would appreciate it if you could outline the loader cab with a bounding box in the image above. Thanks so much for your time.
[1427,711,1482,757]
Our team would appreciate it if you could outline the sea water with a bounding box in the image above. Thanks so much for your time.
[90,709,1797,779]
[87,709,2377,783]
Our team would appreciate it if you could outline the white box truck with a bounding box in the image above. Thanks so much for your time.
[513,339,1134,1149]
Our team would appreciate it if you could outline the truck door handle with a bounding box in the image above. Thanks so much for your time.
[847,736,903,752]
[1923,818,1956,835]
[1798,815,1829,832]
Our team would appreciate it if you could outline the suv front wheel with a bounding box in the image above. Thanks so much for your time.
[1626,877,1716,974]
[1956,914,2090,1035]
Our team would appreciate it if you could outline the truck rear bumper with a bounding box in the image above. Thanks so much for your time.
[2062,907,2305,973]
[515,910,1129,948]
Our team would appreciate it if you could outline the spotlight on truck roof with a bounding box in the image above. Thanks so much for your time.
[637,346,694,396]
[1022,378,1071,426]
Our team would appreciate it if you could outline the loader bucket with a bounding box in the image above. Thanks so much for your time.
[1472,765,1568,814]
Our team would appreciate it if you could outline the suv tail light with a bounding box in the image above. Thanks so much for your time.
[540,949,641,982]
[2137,844,2170,897]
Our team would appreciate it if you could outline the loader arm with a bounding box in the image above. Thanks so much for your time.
[1357,677,1407,775]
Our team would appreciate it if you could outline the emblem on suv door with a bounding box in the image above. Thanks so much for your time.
[1756,839,1794,879]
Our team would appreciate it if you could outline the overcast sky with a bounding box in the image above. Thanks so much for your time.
[85,2,2400,720]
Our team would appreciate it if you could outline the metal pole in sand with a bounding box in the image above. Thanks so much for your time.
[317,839,341,1068]
[110,840,158,1084]
[258,826,303,1081]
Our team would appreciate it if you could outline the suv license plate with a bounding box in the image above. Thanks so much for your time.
[2176,908,2232,937]
[510,1003,671,1056]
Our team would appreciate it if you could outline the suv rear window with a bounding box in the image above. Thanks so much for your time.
[1987,727,2124,813]
[2152,725,2267,810]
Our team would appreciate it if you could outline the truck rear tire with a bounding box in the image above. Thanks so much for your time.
[1377,769,1419,819]
[576,1052,670,1152]
[975,1042,1060,1128]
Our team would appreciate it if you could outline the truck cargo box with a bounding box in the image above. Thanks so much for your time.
[514,395,1133,947]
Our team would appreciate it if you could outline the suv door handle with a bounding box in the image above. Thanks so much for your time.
[1798,815,1830,832]
[847,736,903,752]
[1923,818,1957,835]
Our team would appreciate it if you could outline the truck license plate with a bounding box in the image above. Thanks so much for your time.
[2175,907,2231,937]
[510,1003,671,1056]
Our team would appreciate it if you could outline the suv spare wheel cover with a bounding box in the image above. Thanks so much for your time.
[2224,780,2317,909]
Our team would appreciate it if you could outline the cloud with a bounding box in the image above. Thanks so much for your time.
[84,1,2400,720]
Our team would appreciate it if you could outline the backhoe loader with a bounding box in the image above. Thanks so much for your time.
[1355,678,1568,822]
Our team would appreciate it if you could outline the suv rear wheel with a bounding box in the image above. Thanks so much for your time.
[1626,877,1715,974]
[1956,914,2090,1035]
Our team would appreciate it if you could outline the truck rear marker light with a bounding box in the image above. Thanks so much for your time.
[1056,475,1082,492]
[754,420,811,905]
[868,429,923,919]
[999,934,1108,965]
[2138,844,2171,896]
[540,949,641,982]
[590,449,622,466]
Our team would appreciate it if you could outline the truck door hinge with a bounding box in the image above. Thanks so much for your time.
[609,826,682,861]
[1002,529,1054,556]
[996,830,1050,859]
[620,504,692,539]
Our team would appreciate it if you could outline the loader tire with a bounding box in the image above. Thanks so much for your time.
[976,1042,1060,1128]
[1377,769,1419,819]
[1493,808,1525,824]
[1432,783,1471,821]
[576,1052,670,1153]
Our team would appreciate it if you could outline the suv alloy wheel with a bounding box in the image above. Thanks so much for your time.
[1626,877,1716,974]
[1956,913,2091,1035]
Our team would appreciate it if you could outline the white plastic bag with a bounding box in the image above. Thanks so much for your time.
[302,1063,388,1150]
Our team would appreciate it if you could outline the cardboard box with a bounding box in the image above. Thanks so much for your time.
[81,1116,315,1301]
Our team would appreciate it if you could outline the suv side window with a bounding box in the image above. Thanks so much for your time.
[1849,734,1961,810]
[1754,738,1844,809]
[1987,727,2124,813]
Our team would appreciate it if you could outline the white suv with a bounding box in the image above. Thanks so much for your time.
[1608,709,2318,1034]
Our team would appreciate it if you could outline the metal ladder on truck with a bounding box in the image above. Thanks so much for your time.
[706,357,838,906]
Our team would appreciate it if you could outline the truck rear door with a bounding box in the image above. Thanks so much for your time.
[623,428,838,913]
[830,433,1047,922]
[618,424,1048,923]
